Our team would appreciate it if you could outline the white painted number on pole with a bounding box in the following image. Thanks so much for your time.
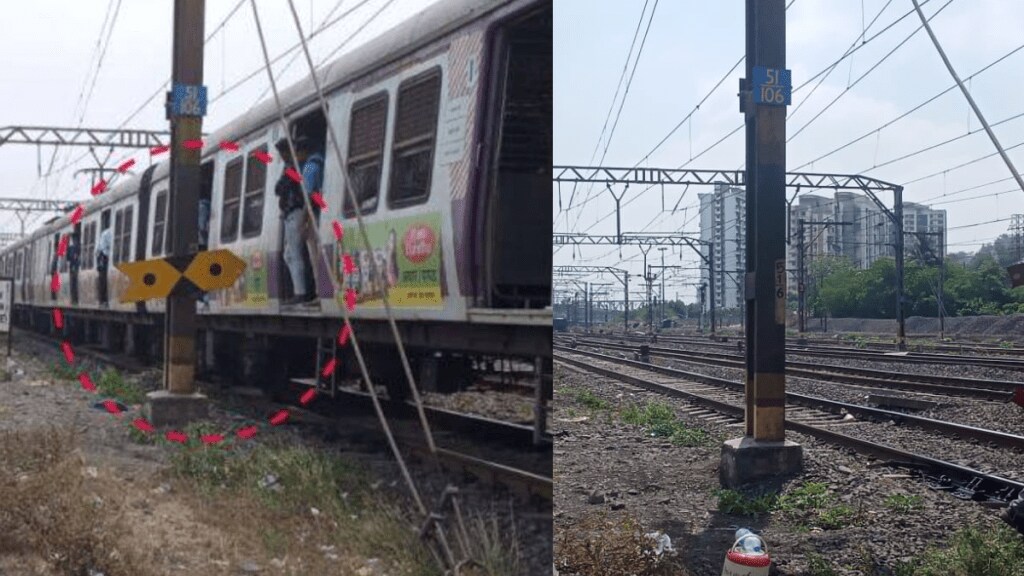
[774,261,786,325]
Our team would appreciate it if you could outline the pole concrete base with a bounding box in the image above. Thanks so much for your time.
[143,390,209,428]
[720,436,803,489]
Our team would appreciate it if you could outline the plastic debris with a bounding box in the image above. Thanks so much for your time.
[645,531,674,556]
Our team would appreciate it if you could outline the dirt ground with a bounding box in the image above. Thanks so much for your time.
[552,362,1020,576]
[0,336,541,576]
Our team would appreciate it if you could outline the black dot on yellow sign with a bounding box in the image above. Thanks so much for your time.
[115,249,246,303]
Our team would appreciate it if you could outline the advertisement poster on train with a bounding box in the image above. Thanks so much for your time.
[221,251,267,308]
[336,213,443,308]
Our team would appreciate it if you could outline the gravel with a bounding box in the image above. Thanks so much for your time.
[553,361,1016,576]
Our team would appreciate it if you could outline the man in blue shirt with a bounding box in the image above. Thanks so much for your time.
[278,135,323,305]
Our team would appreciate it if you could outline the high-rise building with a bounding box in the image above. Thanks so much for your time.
[697,185,947,300]
[698,183,745,309]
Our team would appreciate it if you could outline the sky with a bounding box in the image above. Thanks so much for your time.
[554,0,1024,304]
[0,0,442,233]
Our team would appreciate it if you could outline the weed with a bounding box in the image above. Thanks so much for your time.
[776,482,831,512]
[458,511,522,576]
[620,403,643,424]
[818,504,855,529]
[884,493,923,514]
[669,426,709,447]
[905,524,1024,576]
[574,388,610,410]
[715,489,777,516]
[127,424,155,445]
[806,552,838,576]
[97,368,146,405]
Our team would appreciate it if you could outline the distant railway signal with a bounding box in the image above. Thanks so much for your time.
[115,249,245,303]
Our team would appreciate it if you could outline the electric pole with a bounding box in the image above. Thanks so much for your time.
[723,0,801,488]
[659,247,667,325]
[147,0,207,426]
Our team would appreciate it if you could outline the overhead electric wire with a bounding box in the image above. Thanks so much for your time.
[565,0,923,243]
[794,40,1024,171]
[570,0,660,232]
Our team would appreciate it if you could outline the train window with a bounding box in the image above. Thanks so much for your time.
[388,68,441,208]
[81,222,96,270]
[152,191,168,256]
[220,158,244,242]
[242,147,267,238]
[113,207,134,265]
[344,92,388,217]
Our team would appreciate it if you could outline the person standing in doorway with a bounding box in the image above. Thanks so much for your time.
[68,234,80,305]
[275,137,312,305]
[96,223,112,307]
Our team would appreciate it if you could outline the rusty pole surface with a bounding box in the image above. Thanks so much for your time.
[163,0,205,395]
[744,0,787,441]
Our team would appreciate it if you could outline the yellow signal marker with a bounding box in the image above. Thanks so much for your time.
[183,249,246,292]
[116,258,183,303]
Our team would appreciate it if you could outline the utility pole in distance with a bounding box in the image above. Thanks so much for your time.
[145,0,208,427]
[722,0,802,488]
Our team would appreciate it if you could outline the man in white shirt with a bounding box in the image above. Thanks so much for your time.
[96,226,112,306]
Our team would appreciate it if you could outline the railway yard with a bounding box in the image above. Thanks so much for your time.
[552,329,1024,576]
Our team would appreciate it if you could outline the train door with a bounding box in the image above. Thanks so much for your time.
[71,223,81,304]
[50,233,60,301]
[99,210,111,306]
[476,3,552,309]
[278,110,326,306]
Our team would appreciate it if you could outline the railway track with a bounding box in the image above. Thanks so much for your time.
[584,332,1024,371]
[19,328,553,502]
[563,338,1019,401]
[554,348,1024,506]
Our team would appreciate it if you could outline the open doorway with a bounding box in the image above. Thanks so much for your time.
[278,109,326,305]
[98,210,111,307]
[479,5,552,309]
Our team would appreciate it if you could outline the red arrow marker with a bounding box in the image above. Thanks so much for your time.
[332,221,344,241]
[57,235,68,257]
[219,140,239,152]
[285,167,302,183]
[91,180,107,196]
[165,431,188,444]
[337,324,351,346]
[299,388,317,405]
[311,192,326,210]
[183,139,204,150]
[117,159,135,173]
[103,400,122,415]
[132,418,154,433]
[253,150,273,164]
[344,288,357,311]
[237,426,258,439]
[269,409,289,426]
[201,434,224,445]
[321,358,337,378]
[71,205,84,225]
[150,145,170,156]
[79,373,96,392]
[51,273,60,294]
[61,341,74,364]
[343,254,356,275]
[52,308,64,329]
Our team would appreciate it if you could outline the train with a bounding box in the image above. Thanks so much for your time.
[2,0,552,399]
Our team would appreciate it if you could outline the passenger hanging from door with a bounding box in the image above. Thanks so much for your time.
[275,136,314,306]
[96,212,112,307]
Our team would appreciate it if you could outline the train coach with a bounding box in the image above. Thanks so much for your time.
[1,0,552,399]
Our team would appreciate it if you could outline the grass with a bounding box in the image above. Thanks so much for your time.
[884,493,924,514]
[168,421,444,574]
[96,367,147,405]
[0,427,152,576]
[897,524,1024,576]
[715,489,777,516]
[717,482,857,529]
[621,401,711,447]
[574,388,611,410]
